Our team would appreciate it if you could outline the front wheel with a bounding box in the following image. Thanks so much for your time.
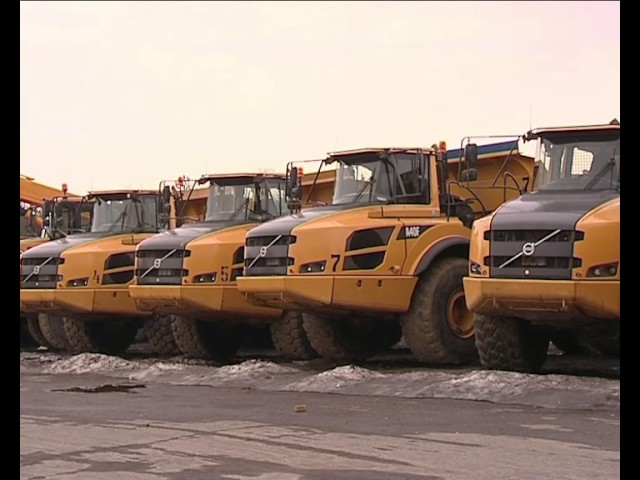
[143,314,180,355]
[63,317,139,355]
[400,257,477,364]
[38,313,71,351]
[270,311,318,361]
[474,314,550,373]
[170,316,245,360]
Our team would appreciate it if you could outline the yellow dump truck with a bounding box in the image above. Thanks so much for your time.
[464,120,620,373]
[238,142,534,364]
[129,172,331,359]
[20,194,95,348]
[20,181,203,354]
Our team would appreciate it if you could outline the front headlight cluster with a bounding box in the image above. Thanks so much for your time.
[67,277,89,287]
[300,260,326,273]
[193,272,217,283]
[586,262,618,278]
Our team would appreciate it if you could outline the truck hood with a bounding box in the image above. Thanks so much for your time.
[491,190,619,230]
[136,220,253,250]
[20,231,116,259]
[246,204,366,238]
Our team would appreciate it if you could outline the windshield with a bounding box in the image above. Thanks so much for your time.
[205,179,290,221]
[90,195,159,233]
[260,179,290,218]
[533,132,620,192]
[332,152,428,205]
[55,202,93,234]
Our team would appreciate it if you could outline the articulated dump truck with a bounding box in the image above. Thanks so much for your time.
[238,142,535,364]
[20,179,95,348]
[20,194,95,348]
[128,172,333,360]
[464,120,620,373]
[19,181,203,354]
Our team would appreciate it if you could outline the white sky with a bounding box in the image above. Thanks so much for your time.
[20,1,620,195]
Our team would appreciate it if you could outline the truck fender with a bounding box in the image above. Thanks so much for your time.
[413,237,469,277]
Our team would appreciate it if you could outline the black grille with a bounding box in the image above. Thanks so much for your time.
[487,229,582,280]
[244,236,293,276]
[246,235,296,247]
[135,249,188,285]
[20,256,62,289]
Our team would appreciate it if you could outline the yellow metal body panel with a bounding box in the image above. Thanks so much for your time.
[129,284,280,318]
[20,233,156,317]
[465,195,620,325]
[463,276,619,321]
[131,224,282,318]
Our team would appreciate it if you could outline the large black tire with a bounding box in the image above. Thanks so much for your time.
[143,314,180,355]
[26,315,54,349]
[270,311,318,361]
[474,314,551,373]
[170,316,245,360]
[302,312,401,362]
[63,317,139,355]
[400,257,477,364]
[37,313,71,351]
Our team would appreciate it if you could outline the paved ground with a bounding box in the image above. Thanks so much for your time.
[20,346,620,479]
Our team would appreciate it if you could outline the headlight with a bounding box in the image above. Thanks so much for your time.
[469,262,484,275]
[300,260,327,273]
[67,277,89,287]
[586,262,618,278]
[193,272,217,283]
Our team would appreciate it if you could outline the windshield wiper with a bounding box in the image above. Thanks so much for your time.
[352,169,376,204]
[585,158,616,190]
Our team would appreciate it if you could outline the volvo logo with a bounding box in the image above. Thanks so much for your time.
[33,265,40,275]
[259,246,268,257]
[522,242,535,256]
[153,258,162,269]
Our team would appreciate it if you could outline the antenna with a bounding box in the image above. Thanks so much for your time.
[529,104,532,130]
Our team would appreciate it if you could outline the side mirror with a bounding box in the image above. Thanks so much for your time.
[464,143,478,170]
[460,168,478,182]
[43,200,53,218]
[289,166,300,194]
[162,185,172,204]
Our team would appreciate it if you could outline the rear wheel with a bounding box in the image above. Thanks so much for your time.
[143,314,180,355]
[63,317,139,355]
[302,313,401,362]
[474,314,550,373]
[170,316,245,360]
[401,257,477,364]
[270,311,318,361]
[37,313,70,351]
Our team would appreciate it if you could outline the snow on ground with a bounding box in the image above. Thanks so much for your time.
[20,351,620,410]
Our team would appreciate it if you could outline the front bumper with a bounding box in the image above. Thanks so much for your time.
[237,275,417,313]
[463,277,620,322]
[20,288,146,316]
[128,284,282,318]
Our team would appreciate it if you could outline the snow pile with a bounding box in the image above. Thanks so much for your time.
[285,364,385,392]
[44,353,137,374]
